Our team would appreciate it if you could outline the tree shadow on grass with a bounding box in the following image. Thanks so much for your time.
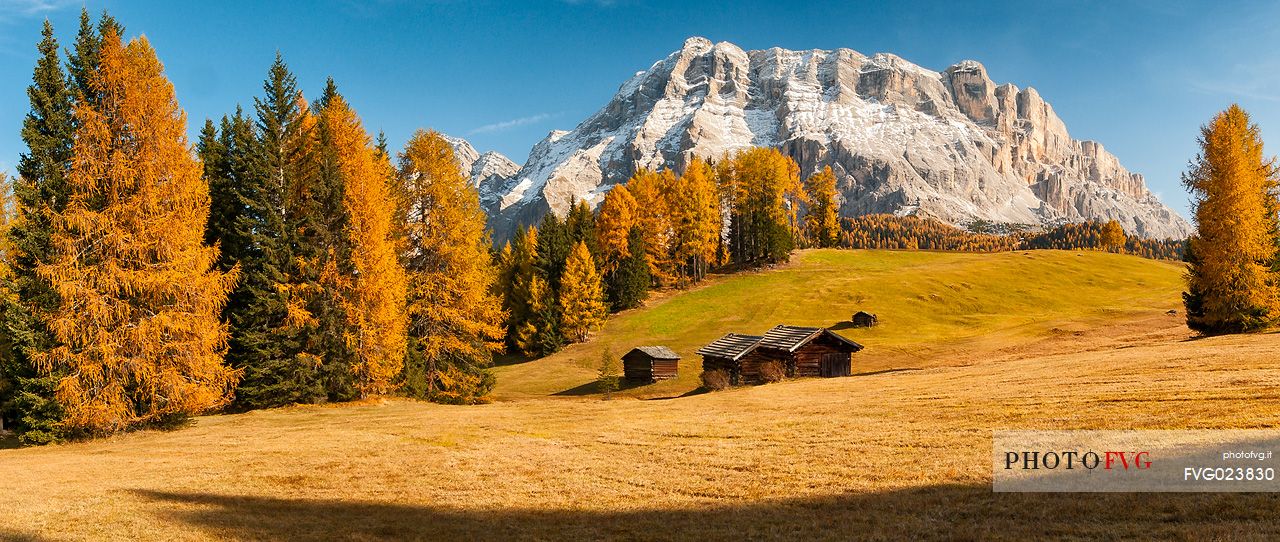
[552,378,650,397]
[644,387,709,401]
[131,485,1280,541]
[492,353,538,368]
[853,368,922,377]
[0,529,46,542]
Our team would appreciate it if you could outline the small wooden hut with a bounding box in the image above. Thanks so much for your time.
[622,346,681,383]
[696,333,764,385]
[851,311,878,328]
[756,325,863,378]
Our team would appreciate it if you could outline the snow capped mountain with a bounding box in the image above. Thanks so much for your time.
[442,135,521,210]
[462,37,1192,243]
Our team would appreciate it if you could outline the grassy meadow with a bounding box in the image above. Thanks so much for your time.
[494,249,1187,399]
[5,249,1280,541]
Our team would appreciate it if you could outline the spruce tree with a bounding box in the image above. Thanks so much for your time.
[0,20,75,444]
[232,55,328,408]
[525,275,563,356]
[499,227,539,353]
[565,199,600,268]
[306,81,360,401]
[535,211,571,290]
[607,226,651,311]
[68,9,123,106]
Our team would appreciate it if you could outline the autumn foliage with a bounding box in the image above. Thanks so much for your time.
[1182,105,1280,333]
[6,11,1266,446]
[321,95,407,397]
[36,30,239,433]
[397,130,504,403]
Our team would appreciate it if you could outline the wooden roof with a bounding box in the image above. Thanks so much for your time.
[624,346,681,360]
[695,333,764,361]
[758,325,864,353]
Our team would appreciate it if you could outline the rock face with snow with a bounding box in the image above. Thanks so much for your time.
[443,135,522,210]
[475,37,1192,242]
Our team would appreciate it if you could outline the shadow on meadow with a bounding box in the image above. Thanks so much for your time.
[133,485,1280,541]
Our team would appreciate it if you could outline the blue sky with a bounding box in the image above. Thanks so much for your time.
[2,0,1278,219]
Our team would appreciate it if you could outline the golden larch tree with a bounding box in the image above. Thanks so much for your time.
[722,147,803,264]
[670,157,720,284]
[36,31,239,433]
[1183,104,1280,333]
[1099,220,1126,253]
[595,184,637,274]
[804,166,840,248]
[320,95,407,396]
[558,240,607,342]
[397,130,505,403]
[627,168,676,284]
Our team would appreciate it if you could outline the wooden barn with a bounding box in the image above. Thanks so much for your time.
[851,311,878,328]
[696,333,765,385]
[622,346,681,383]
[697,326,864,384]
[756,325,863,378]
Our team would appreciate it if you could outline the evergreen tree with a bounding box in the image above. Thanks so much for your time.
[305,81,360,401]
[230,55,328,409]
[498,226,539,352]
[565,199,600,268]
[397,130,504,404]
[559,241,607,343]
[38,30,238,434]
[68,9,122,106]
[526,275,563,355]
[606,226,651,311]
[0,20,75,444]
[319,92,407,398]
[1182,104,1280,333]
[803,166,840,248]
[535,211,571,290]
[596,346,620,399]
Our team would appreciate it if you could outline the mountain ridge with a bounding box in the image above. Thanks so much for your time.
[453,37,1192,243]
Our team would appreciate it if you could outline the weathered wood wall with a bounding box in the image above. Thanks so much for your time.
[651,360,679,380]
[791,334,853,377]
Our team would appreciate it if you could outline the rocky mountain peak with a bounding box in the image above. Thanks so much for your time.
[456,37,1192,243]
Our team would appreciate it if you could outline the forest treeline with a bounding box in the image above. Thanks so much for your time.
[0,11,1225,445]
[0,12,508,443]
[842,214,1186,260]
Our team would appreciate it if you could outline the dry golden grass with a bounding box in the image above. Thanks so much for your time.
[4,250,1280,540]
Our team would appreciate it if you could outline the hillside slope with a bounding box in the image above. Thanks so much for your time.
[493,249,1186,399]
